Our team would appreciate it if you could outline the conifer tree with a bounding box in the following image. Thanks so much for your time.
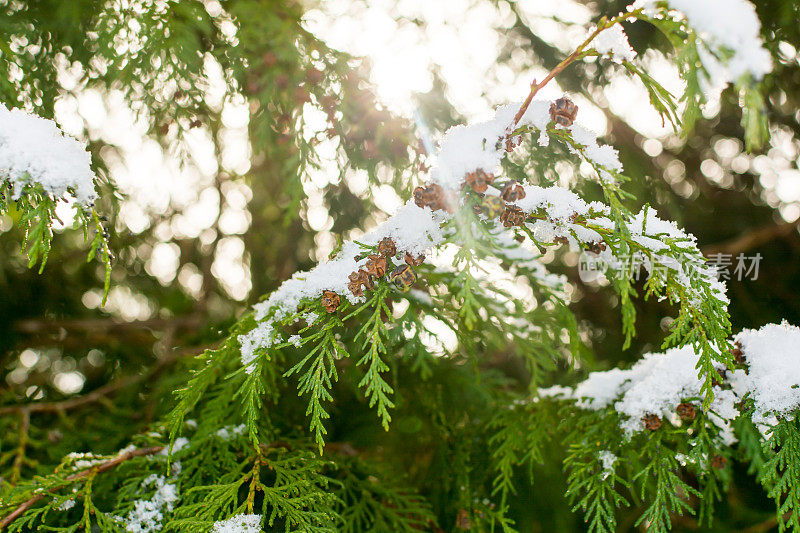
[2,1,800,532]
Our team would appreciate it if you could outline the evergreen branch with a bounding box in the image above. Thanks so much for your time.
[0,446,164,529]
[513,11,643,126]
[9,410,29,486]
[760,418,800,531]
[354,284,395,430]
[284,318,344,452]
[633,434,699,532]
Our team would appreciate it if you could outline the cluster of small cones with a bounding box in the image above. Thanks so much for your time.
[323,96,584,314]
[321,238,425,313]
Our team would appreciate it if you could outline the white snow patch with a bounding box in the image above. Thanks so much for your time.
[599,450,618,479]
[212,514,262,533]
[0,102,97,204]
[123,475,179,533]
[590,24,636,63]
[730,322,800,428]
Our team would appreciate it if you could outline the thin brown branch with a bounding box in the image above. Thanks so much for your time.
[0,446,164,529]
[0,377,138,416]
[9,410,30,486]
[0,344,204,416]
[14,314,202,336]
[513,17,609,126]
[741,512,793,533]
[702,221,798,256]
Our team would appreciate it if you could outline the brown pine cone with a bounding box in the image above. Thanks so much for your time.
[365,254,387,277]
[643,414,662,431]
[404,252,424,266]
[377,237,397,257]
[550,96,578,127]
[321,290,340,313]
[347,280,363,298]
[711,455,727,469]
[731,342,745,365]
[413,186,427,209]
[585,241,607,255]
[500,205,526,227]
[464,169,494,194]
[500,181,526,202]
[676,402,696,421]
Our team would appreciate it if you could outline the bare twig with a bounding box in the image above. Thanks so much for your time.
[14,314,202,335]
[0,446,164,528]
[10,410,30,486]
[702,221,798,256]
[0,344,204,416]
[513,16,610,126]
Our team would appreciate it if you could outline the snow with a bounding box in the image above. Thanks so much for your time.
[161,437,189,455]
[518,100,552,147]
[57,499,76,511]
[239,203,445,370]
[730,322,800,428]
[537,385,573,398]
[568,125,623,182]
[568,345,736,441]
[512,184,593,221]
[216,424,246,439]
[507,185,721,306]
[123,475,179,533]
[561,323,800,440]
[432,104,518,189]
[0,102,97,204]
[634,0,772,93]
[599,450,617,479]
[515,99,624,181]
[590,24,636,63]
[212,514,262,533]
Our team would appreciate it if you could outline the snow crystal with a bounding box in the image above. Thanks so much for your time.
[513,184,592,221]
[569,125,623,182]
[0,102,97,204]
[212,514,262,533]
[634,0,772,93]
[216,424,246,439]
[517,100,552,146]
[239,321,275,371]
[58,499,76,511]
[538,385,573,398]
[590,24,636,63]
[160,437,189,455]
[730,322,800,428]
[123,475,179,533]
[562,324,800,440]
[599,450,617,479]
[288,334,302,347]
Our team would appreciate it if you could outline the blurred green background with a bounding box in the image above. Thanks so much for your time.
[1,0,799,530]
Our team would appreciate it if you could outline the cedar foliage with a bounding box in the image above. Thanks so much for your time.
[3,1,800,532]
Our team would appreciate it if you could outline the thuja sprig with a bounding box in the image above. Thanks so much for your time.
[761,418,800,532]
[1,179,112,301]
[351,283,395,431]
[284,311,348,452]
